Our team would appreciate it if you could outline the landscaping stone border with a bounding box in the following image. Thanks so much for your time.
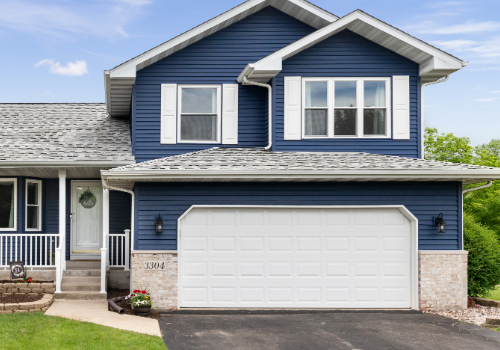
[0,294,54,314]
[472,297,500,308]
[0,282,56,294]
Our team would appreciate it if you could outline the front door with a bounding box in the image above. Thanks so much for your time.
[71,181,102,260]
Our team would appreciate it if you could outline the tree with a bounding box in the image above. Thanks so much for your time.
[424,128,474,163]
[477,139,500,159]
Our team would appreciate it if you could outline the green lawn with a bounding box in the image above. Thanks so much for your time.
[486,285,500,301]
[0,312,166,350]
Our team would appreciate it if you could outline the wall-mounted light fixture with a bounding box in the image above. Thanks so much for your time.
[435,213,446,233]
[155,214,163,234]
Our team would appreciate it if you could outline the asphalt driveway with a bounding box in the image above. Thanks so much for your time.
[160,310,500,350]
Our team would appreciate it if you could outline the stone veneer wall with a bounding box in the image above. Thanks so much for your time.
[419,250,468,311]
[131,252,178,311]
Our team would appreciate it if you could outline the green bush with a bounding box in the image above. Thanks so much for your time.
[464,213,500,297]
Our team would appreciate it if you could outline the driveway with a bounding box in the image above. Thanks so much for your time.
[160,310,500,350]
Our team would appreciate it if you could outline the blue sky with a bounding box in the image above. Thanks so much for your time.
[0,0,498,145]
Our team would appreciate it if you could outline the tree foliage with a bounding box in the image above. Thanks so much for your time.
[464,213,500,297]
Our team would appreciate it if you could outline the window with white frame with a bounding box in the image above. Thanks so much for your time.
[25,179,41,231]
[302,78,390,138]
[178,85,221,142]
[0,178,17,231]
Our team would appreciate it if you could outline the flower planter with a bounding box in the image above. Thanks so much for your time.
[134,305,151,316]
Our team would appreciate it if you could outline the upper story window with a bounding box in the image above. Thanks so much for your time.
[178,85,221,143]
[0,178,17,231]
[26,179,42,231]
[302,78,391,139]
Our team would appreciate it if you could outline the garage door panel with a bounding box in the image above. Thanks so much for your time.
[179,207,413,309]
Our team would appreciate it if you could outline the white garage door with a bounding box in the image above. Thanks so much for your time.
[179,207,414,309]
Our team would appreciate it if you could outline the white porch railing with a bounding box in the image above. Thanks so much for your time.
[0,234,60,268]
[108,229,130,270]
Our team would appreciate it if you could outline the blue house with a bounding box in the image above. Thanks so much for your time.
[1,0,499,311]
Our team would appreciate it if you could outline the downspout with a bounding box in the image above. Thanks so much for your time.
[421,75,449,159]
[243,76,272,150]
[102,178,135,254]
[462,181,493,194]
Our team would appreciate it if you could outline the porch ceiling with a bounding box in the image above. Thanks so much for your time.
[0,165,125,179]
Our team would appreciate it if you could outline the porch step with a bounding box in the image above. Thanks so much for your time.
[63,269,101,277]
[66,261,101,269]
[61,276,101,292]
[54,291,107,300]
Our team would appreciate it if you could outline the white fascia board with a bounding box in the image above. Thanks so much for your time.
[249,11,464,79]
[102,169,500,181]
[109,0,337,79]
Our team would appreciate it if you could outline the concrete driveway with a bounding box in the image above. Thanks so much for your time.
[160,310,500,350]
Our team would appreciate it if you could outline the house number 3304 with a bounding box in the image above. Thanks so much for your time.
[143,261,166,270]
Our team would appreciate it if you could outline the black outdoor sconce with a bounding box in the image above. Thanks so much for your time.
[435,213,446,233]
[155,214,163,234]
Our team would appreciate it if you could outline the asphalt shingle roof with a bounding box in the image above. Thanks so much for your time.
[0,104,135,162]
[109,147,496,172]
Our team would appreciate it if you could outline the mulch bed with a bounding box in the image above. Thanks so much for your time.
[107,288,160,320]
[0,293,44,303]
[0,280,54,284]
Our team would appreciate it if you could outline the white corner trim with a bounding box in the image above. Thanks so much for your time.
[177,204,419,310]
[419,250,468,255]
[0,178,17,231]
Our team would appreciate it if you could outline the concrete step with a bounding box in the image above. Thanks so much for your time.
[61,280,101,292]
[63,269,101,277]
[61,276,101,284]
[54,291,107,300]
[66,261,101,269]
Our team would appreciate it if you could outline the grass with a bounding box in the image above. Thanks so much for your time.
[486,285,500,301]
[0,312,166,350]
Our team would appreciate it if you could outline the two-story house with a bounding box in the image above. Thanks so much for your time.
[2,0,500,312]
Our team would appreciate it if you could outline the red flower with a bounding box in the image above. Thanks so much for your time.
[141,290,147,294]
[133,290,140,293]
[28,278,33,283]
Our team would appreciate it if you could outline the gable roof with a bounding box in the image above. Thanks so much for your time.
[102,148,500,185]
[105,0,338,117]
[238,10,467,84]
[0,104,135,163]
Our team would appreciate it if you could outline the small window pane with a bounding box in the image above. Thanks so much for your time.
[364,81,386,107]
[305,81,327,108]
[181,115,217,141]
[335,81,356,107]
[364,109,386,135]
[0,182,15,228]
[305,109,327,136]
[181,88,217,114]
[334,109,357,136]
[27,206,39,229]
[27,182,38,205]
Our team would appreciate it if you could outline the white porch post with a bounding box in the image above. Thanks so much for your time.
[124,229,130,271]
[101,188,109,293]
[55,169,66,293]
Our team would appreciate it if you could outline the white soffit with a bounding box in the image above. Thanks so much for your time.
[238,10,467,84]
[105,0,338,117]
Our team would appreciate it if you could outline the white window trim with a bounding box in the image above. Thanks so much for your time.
[0,178,17,231]
[301,77,392,139]
[177,84,222,144]
[25,179,42,232]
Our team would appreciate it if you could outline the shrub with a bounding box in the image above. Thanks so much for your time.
[464,213,500,297]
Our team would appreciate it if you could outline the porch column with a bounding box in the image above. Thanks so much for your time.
[101,188,109,293]
[58,170,66,271]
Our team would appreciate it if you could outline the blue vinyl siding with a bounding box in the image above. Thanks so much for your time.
[134,181,462,251]
[133,7,315,162]
[273,29,421,158]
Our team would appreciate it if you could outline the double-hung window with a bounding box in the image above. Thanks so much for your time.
[178,85,221,143]
[302,78,390,138]
[0,178,17,231]
[26,179,42,231]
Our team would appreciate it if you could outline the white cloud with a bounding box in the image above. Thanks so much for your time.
[432,37,500,58]
[0,0,151,40]
[490,91,500,93]
[476,97,500,102]
[35,59,88,76]
[418,21,500,34]
[426,1,467,8]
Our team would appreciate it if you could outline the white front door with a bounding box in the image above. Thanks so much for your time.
[71,181,102,260]
[179,207,415,309]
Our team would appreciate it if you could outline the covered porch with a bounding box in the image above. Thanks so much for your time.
[0,164,133,295]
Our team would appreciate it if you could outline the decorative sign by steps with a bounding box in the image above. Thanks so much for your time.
[10,261,25,280]
[143,261,166,270]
